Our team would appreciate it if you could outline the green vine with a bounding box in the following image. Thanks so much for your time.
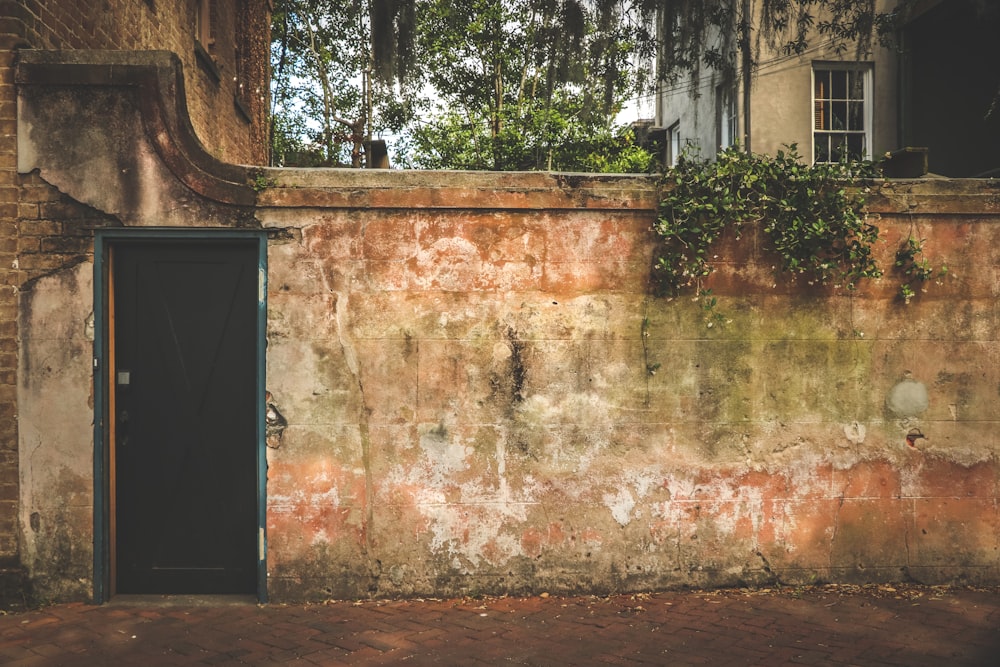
[654,145,883,294]
[894,236,947,304]
[248,168,277,192]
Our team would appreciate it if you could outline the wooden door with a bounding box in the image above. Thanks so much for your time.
[112,241,258,594]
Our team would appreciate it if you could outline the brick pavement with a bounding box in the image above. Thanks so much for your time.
[0,585,997,666]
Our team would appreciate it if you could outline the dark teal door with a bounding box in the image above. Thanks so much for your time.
[113,241,258,594]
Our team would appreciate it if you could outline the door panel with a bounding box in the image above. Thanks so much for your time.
[113,241,258,594]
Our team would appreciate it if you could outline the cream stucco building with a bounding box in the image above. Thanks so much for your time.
[655,0,999,178]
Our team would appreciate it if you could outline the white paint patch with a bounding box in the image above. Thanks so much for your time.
[652,472,767,546]
[602,469,663,526]
[604,487,636,526]
[843,421,866,445]
[886,379,929,417]
[387,423,543,570]
[418,427,472,485]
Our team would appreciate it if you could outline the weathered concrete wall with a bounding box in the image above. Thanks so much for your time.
[17,263,94,600]
[14,53,1000,602]
[254,175,1000,599]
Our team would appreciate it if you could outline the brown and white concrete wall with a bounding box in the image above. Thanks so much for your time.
[255,175,1000,599]
[13,52,1000,602]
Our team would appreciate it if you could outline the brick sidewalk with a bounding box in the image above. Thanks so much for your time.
[0,585,997,665]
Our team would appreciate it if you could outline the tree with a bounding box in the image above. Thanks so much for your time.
[271,0,659,171]
[404,0,654,171]
[270,0,417,167]
[271,1,951,168]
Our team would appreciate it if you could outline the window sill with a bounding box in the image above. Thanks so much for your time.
[194,40,221,84]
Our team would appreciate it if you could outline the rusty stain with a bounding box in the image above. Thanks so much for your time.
[905,428,927,449]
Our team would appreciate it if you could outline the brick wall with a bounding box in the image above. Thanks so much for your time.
[7,0,269,165]
[0,0,269,596]
[0,40,22,566]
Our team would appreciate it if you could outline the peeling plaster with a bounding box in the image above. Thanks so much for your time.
[843,421,867,445]
[18,51,1000,604]
[887,379,929,417]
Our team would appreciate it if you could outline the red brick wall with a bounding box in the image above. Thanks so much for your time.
[0,41,23,562]
[7,0,269,165]
[0,0,269,576]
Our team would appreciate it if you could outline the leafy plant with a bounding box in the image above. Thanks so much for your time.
[697,288,727,329]
[248,169,277,192]
[894,236,947,304]
[654,145,882,293]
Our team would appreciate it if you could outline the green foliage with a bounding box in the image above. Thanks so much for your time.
[406,100,655,173]
[893,236,947,304]
[270,1,910,170]
[249,173,276,192]
[654,144,883,292]
[272,0,657,171]
[271,0,419,167]
[404,0,654,171]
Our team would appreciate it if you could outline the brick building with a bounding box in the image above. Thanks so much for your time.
[0,0,270,601]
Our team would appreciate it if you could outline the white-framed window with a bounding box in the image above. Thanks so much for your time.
[812,63,872,162]
[667,121,681,166]
[716,84,737,150]
[195,0,215,50]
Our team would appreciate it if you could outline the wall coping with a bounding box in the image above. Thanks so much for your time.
[14,51,1000,217]
[866,178,1000,215]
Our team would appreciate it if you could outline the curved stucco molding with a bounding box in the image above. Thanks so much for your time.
[16,50,254,226]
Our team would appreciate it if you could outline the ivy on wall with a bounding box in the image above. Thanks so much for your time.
[654,145,883,293]
[653,145,944,303]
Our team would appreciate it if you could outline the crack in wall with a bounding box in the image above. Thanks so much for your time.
[829,490,846,571]
[331,284,379,590]
[903,498,913,574]
[755,549,782,586]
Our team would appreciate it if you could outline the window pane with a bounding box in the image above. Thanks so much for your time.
[831,101,847,130]
[846,133,865,160]
[830,133,847,160]
[831,70,847,99]
[848,70,865,100]
[815,100,829,130]
[815,136,830,162]
[848,101,864,131]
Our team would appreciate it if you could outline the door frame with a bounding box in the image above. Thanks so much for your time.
[92,228,268,603]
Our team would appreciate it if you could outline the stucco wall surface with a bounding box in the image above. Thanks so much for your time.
[254,176,1000,600]
[14,53,1000,602]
